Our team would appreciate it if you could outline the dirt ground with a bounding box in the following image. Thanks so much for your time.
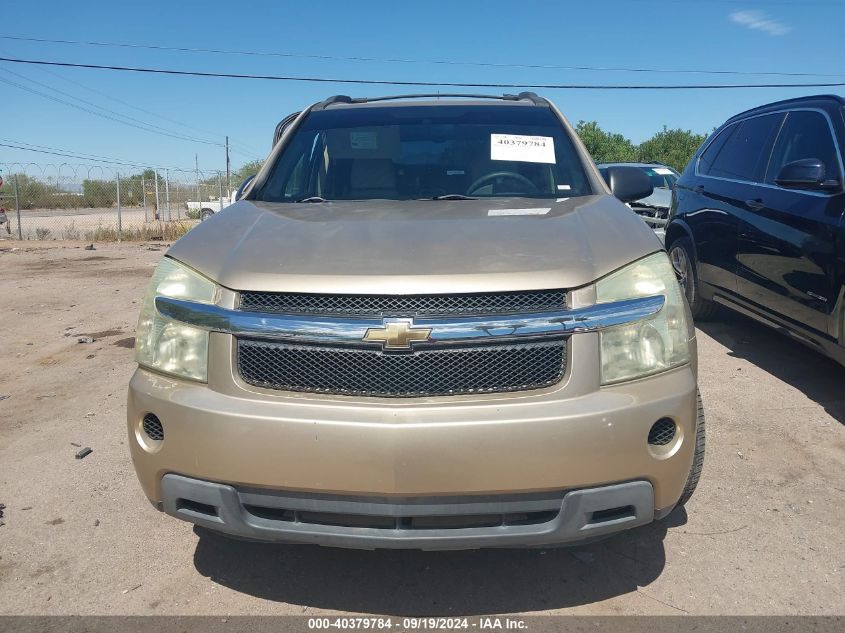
[0,242,843,616]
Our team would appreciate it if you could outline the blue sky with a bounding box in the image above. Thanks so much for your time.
[1,0,843,174]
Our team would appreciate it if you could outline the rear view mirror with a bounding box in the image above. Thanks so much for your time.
[603,166,654,203]
[234,175,256,202]
[775,158,840,191]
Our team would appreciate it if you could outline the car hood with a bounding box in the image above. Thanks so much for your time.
[167,196,663,294]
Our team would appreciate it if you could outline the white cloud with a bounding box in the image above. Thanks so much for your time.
[729,10,792,36]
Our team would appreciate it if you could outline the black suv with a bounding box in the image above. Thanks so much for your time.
[666,95,845,364]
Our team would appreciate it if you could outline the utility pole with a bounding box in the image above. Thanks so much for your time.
[14,174,21,240]
[195,153,201,212]
[116,172,122,237]
[164,169,171,221]
[225,135,230,193]
[154,170,161,221]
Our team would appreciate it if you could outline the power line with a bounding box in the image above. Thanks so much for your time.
[1,34,842,79]
[0,139,210,171]
[0,44,260,158]
[2,57,261,156]
[0,73,228,149]
[1,56,845,90]
[0,68,225,148]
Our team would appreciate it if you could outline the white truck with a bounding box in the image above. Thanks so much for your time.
[185,191,237,221]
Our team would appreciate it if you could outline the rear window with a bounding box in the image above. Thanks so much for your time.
[254,104,592,202]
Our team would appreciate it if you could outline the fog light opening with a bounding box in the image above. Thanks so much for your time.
[176,498,217,518]
[142,413,164,442]
[589,505,636,525]
[648,418,676,446]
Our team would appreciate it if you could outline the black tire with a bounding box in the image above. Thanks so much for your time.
[668,236,719,320]
[677,391,705,507]
[200,209,214,221]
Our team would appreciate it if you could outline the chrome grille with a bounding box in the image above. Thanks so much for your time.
[237,339,566,398]
[239,289,566,316]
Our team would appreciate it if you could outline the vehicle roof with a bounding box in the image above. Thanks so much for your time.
[726,94,845,123]
[310,92,550,111]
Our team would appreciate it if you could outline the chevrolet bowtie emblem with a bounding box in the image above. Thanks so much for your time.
[363,318,432,350]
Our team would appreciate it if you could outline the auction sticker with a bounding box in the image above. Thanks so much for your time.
[491,134,556,164]
[350,131,378,150]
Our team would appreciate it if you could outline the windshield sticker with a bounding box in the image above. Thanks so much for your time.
[350,131,378,150]
[653,167,674,175]
[557,184,571,191]
[446,170,465,176]
[487,207,551,217]
[491,134,556,164]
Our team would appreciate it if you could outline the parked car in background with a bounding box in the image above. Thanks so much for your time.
[666,94,845,364]
[598,162,680,240]
[129,92,704,550]
[186,194,235,221]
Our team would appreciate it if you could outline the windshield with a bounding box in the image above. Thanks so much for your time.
[642,166,678,189]
[253,104,592,202]
[599,166,678,190]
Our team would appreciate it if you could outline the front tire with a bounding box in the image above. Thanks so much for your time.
[677,391,705,507]
[668,236,718,320]
[200,209,214,221]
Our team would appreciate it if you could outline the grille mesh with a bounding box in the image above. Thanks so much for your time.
[142,413,164,441]
[239,289,566,317]
[237,339,566,398]
[648,418,676,446]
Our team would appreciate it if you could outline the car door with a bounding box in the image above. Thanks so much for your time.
[735,109,845,336]
[688,113,784,297]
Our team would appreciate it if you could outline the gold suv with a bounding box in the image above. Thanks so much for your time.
[128,93,703,549]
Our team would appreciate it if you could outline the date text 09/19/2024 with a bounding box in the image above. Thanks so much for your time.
[306,618,528,630]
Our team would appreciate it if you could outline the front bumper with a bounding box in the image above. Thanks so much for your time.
[128,329,698,548]
[161,474,655,550]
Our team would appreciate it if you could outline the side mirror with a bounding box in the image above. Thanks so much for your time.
[234,175,256,202]
[775,158,839,191]
[603,166,654,203]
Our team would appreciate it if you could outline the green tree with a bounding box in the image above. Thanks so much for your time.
[82,179,117,207]
[575,121,637,163]
[232,159,264,186]
[8,174,52,209]
[637,127,707,172]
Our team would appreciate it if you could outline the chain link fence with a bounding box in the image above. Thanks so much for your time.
[0,163,233,241]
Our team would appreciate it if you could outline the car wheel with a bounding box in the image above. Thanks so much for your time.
[668,236,718,320]
[200,209,214,221]
[677,391,705,507]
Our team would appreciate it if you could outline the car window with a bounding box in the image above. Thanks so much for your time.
[765,110,842,185]
[254,105,592,202]
[706,113,783,183]
[698,124,737,176]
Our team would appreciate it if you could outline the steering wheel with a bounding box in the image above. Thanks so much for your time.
[467,171,539,196]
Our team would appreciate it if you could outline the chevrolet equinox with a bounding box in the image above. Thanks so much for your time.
[128,92,704,549]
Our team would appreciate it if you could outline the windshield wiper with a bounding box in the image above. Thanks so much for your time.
[295,196,329,203]
[420,194,478,201]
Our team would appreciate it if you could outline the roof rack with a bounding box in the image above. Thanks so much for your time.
[311,92,548,110]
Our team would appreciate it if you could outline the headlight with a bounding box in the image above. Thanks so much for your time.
[596,252,690,384]
[135,258,218,381]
